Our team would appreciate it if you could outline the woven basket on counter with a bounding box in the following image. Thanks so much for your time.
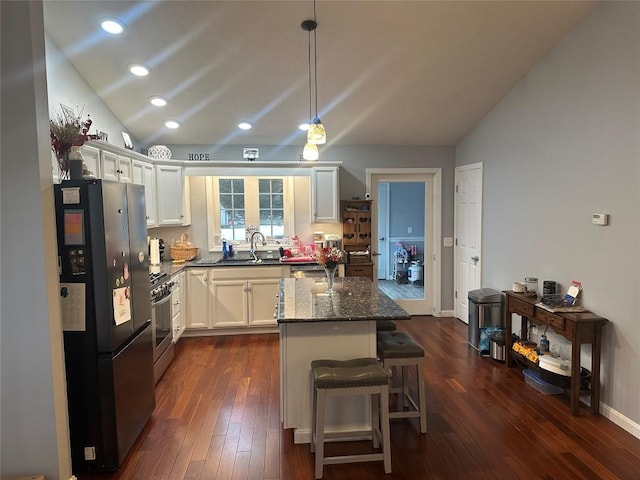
[170,233,199,261]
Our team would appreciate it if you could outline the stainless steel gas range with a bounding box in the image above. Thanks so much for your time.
[150,269,174,383]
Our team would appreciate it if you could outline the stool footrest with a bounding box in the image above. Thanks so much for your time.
[324,453,385,466]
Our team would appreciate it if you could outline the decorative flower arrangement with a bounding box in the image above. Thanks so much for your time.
[50,106,99,175]
[314,247,344,269]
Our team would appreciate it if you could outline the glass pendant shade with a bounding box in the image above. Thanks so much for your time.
[303,142,319,160]
[307,117,326,144]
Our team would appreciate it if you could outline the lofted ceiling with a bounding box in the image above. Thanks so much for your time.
[43,1,597,147]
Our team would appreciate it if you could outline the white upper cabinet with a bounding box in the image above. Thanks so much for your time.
[101,150,132,183]
[132,159,158,227]
[156,164,188,225]
[311,166,340,223]
[80,145,101,179]
[52,144,101,183]
[117,155,132,183]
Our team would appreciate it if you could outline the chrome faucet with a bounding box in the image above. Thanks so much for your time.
[249,231,267,262]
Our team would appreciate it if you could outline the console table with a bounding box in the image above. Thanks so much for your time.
[503,291,608,416]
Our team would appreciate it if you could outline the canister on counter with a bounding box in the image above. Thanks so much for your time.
[524,277,538,296]
[543,281,557,296]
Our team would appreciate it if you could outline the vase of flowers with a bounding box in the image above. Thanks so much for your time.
[50,106,99,180]
[314,247,344,291]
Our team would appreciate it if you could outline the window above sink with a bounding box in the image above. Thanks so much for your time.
[205,176,295,250]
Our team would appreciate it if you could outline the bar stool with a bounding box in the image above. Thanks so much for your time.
[310,358,391,479]
[376,320,397,332]
[376,331,427,433]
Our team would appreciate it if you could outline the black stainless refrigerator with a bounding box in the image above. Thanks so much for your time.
[54,179,155,472]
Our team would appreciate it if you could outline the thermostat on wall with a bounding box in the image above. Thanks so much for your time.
[592,213,608,225]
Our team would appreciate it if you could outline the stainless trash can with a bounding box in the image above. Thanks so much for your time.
[489,329,506,362]
[468,288,504,356]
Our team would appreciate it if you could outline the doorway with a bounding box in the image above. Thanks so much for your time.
[367,169,442,315]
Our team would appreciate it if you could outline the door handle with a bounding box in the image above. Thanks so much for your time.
[372,252,381,256]
[379,237,385,241]
[471,256,479,265]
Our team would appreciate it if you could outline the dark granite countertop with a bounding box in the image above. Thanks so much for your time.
[277,277,411,323]
[157,254,316,277]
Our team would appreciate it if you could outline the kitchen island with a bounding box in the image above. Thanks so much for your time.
[277,277,410,444]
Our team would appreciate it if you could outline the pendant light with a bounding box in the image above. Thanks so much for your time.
[302,0,326,149]
[303,142,319,161]
[302,18,319,160]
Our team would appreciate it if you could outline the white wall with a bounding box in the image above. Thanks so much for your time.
[456,2,640,433]
[45,34,133,149]
[1,2,72,478]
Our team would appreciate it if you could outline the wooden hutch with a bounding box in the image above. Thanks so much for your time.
[341,200,374,281]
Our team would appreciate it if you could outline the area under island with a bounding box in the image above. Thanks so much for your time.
[277,276,410,444]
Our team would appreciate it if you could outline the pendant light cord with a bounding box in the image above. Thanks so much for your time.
[313,0,318,119]
[308,23,313,123]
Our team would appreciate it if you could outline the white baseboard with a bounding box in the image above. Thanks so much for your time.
[434,309,454,317]
[182,326,278,337]
[600,402,640,439]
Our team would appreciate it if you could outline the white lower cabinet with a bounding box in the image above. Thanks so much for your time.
[210,280,248,328]
[186,269,210,329]
[171,271,186,342]
[185,266,287,331]
[247,278,282,326]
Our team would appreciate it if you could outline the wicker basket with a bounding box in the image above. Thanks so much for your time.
[170,233,199,261]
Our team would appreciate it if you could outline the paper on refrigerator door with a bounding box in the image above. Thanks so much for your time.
[60,283,86,331]
[113,287,132,325]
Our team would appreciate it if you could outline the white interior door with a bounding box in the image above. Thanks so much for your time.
[368,169,442,316]
[454,163,483,323]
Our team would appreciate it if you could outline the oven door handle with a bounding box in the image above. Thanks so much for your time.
[151,292,172,308]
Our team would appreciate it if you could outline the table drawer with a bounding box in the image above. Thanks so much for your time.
[509,296,535,317]
[345,264,373,281]
[536,309,565,332]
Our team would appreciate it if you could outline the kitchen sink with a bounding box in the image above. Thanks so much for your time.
[215,257,281,266]
[195,255,281,266]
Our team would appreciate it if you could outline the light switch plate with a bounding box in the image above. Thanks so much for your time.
[443,237,453,247]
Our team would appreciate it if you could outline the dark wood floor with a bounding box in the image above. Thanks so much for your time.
[80,317,640,480]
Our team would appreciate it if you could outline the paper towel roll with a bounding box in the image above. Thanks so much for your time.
[150,238,160,265]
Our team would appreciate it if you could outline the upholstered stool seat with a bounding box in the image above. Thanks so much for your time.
[310,358,391,478]
[377,331,427,433]
[376,319,397,332]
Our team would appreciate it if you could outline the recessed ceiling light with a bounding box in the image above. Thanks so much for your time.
[128,64,150,77]
[164,120,181,129]
[238,122,252,130]
[299,123,310,131]
[149,96,168,107]
[101,18,124,35]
